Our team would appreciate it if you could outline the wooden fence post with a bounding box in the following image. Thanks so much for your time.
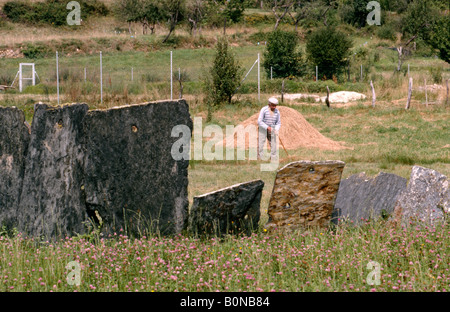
[446,79,449,106]
[406,77,413,109]
[325,86,330,108]
[370,80,376,108]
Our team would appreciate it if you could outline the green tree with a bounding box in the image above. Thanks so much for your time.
[162,0,186,43]
[204,36,243,109]
[426,14,450,64]
[141,0,164,34]
[263,29,304,78]
[339,0,368,28]
[113,0,141,33]
[306,26,352,80]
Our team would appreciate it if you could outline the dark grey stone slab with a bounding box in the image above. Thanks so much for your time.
[17,104,90,238]
[83,100,193,236]
[1,100,192,239]
[0,107,30,230]
[188,180,264,236]
[391,166,449,227]
[332,172,407,225]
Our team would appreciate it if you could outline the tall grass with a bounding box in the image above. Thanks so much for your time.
[0,219,448,292]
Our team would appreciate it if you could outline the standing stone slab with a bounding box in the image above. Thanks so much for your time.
[265,160,345,232]
[391,166,449,227]
[332,172,407,225]
[188,180,264,236]
[0,107,30,229]
[17,104,90,238]
[83,100,192,236]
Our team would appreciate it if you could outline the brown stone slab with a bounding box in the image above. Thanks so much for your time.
[265,160,345,233]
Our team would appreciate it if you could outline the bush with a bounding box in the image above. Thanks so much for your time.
[263,30,305,79]
[376,24,396,41]
[244,13,273,25]
[22,43,51,59]
[429,67,443,84]
[2,1,36,23]
[203,36,243,108]
[306,27,353,80]
[2,0,108,26]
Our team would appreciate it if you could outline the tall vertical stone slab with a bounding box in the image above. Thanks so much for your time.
[17,104,90,238]
[0,107,30,229]
[265,160,345,233]
[391,166,449,227]
[188,180,264,236]
[332,172,407,225]
[83,100,192,236]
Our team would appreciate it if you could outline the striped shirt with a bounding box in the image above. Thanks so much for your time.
[257,106,281,131]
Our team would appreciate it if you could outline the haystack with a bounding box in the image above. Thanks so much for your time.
[219,106,346,151]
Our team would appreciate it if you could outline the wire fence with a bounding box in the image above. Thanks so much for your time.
[1,50,449,106]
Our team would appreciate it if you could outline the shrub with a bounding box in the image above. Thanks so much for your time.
[22,43,51,59]
[2,0,108,26]
[2,1,36,23]
[376,24,396,41]
[244,13,273,25]
[429,66,443,84]
[204,36,243,108]
[263,30,305,79]
[306,27,353,80]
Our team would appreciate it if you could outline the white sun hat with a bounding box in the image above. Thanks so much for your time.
[268,97,279,105]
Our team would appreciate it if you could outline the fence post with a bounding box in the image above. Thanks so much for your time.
[406,77,413,109]
[360,64,363,82]
[56,51,60,105]
[257,53,260,102]
[370,80,376,108]
[446,79,449,106]
[100,51,103,105]
[316,66,318,82]
[325,86,330,108]
[170,51,173,101]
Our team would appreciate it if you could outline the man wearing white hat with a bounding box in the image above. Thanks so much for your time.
[257,97,281,160]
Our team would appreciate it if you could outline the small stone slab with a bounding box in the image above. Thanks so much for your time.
[332,172,407,225]
[188,180,264,236]
[391,166,449,227]
[265,160,345,232]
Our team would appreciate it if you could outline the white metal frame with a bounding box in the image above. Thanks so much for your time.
[18,63,36,92]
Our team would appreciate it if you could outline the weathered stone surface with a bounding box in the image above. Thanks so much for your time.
[332,172,407,225]
[83,100,192,236]
[1,100,192,239]
[0,107,30,229]
[265,160,345,232]
[188,180,264,235]
[391,166,449,227]
[17,104,90,238]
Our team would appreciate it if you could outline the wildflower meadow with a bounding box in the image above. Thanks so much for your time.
[0,219,448,292]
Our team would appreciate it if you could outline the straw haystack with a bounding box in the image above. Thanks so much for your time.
[219,106,347,151]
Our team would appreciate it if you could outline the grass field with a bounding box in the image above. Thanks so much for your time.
[0,9,449,293]
[1,220,449,292]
